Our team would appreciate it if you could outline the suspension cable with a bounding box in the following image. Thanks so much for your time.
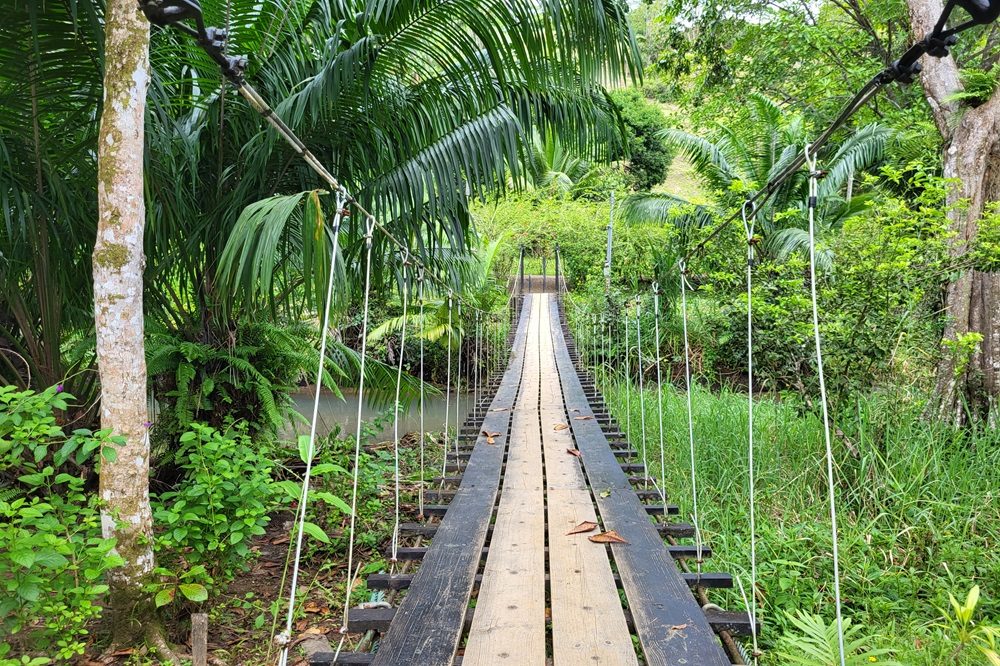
[624,306,631,443]
[275,189,345,665]
[453,301,463,467]
[635,295,648,486]
[805,145,847,666]
[741,201,760,662]
[418,270,426,518]
[678,261,703,575]
[390,255,410,567]
[441,292,453,479]
[652,283,667,504]
[339,214,378,635]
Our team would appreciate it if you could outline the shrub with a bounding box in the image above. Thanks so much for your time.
[152,423,275,583]
[0,385,123,662]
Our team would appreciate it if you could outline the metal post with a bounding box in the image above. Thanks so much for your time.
[542,255,547,293]
[518,244,525,299]
[554,243,561,295]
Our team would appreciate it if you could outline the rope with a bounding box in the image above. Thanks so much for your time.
[741,201,760,662]
[678,261,703,574]
[453,301,463,466]
[390,256,411,566]
[624,309,631,444]
[652,283,667,505]
[418,271,426,518]
[275,188,346,666]
[441,292,453,479]
[635,296,648,486]
[805,144,846,666]
[340,214,378,635]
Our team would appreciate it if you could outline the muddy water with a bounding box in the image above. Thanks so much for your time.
[288,387,474,442]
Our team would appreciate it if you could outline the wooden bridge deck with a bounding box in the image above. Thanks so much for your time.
[315,294,745,666]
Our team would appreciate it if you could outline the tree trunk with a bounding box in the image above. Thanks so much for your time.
[95,0,155,645]
[908,0,1000,422]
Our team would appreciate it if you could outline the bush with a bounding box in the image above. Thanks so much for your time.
[0,385,123,662]
[609,88,674,191]
[152,423,275,583]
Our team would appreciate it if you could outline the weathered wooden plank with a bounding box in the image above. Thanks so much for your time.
[464,296,547,665]
[340,604,752,638]
[536,294,637,665]
[546,296,731,666]
[365,571,733,591]
[368,297,532,666]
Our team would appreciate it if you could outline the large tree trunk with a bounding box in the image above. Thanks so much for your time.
[94,0,158,646]
[908,0,1000,423]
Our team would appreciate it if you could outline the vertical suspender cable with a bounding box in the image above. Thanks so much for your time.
[741,201,760,662]
[275,189,345,665]
[678,261,702,575]
[635,295,648,485]
[390,257,410,566]
[339,214,378,635]
[418,271,426,518]
[454,301,463,465]
[805,144,846,666]
[652,283,667,504]
[624,309,631,443]
[441,292,453,478]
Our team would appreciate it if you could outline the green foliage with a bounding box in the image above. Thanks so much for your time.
[946,65,1000,108]
[602,380,1000,665]
[934,586,1000,664]
[152,424,275,582]
[609,88,673,191]
[774,610,901,665]
[476,195,675,291]
[147,321,318,439]
[0,386,123,661]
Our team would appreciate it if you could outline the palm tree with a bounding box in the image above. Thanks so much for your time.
[621,94,892,270]
[2,0,641,405]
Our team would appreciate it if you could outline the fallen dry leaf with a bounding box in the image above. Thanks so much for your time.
[481,430,500,444]
[589,530,629,544]
[271,535,290,545]
[566,520,598,535]
[566,448,581,458]
[489,407,509,412]
[599,489,611,498]
[553,423,569,431]
[669,623,689,631]
[573,415,594,421]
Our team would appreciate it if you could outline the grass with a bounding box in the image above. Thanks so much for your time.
[599,374,1000,665]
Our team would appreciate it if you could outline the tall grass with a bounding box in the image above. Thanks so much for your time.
[603,377,1000,664]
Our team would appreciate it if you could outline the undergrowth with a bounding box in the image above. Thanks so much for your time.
[603,379,1000,665]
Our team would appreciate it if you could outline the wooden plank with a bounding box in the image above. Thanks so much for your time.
[464,295,547,665]
[537,294,637,666]
[546,297,731,666]
[366,571,733,591]
[369,297,533,666]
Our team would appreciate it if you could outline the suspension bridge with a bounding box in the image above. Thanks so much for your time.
[310,288,754,665]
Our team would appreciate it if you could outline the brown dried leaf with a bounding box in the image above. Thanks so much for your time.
[566,520,598,535]
[573,415,594,421]
[669,623,689,631]
[553,423,569,431]
[589,530,629,544]
[481,430,500,445]
[271,535,290,545]
[566,448,581,458]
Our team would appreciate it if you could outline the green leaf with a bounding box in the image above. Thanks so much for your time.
[155,588,175,608]
[178,583,208,602]
[301,521,330,544]
[32,551,69,568]
[9,550,34,568]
